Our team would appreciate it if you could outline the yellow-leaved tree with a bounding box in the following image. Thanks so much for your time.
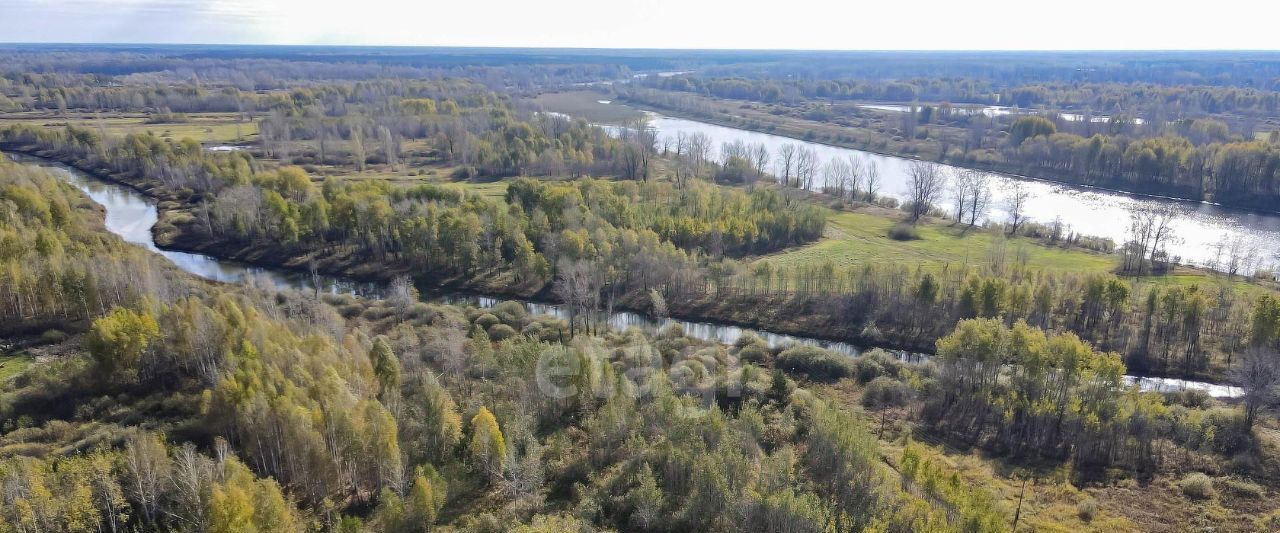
[85,306,160,377]
[468,407,505,479]
[208,457,301,533]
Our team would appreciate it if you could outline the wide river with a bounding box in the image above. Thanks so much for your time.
[635,109,1280,271]
[6,152,1242,397]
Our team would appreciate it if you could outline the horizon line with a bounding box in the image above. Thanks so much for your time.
[3,42,1280,54]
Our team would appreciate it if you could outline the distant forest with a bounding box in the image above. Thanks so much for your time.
[6,46,1280,88]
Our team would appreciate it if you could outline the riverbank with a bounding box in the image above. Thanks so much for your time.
[6,147,1252,389]
[565,96,1280,275]
[155,213,943,355]
[613,93,1280,216]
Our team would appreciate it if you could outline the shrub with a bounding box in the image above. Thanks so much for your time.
[521,321,543,336]
[857,348,906,383]
[1202,407,1252,454]
[734,332,764,348]
[776,345,853,381]
[1220,478,1265,499]
[1163,389,1212,409]
[39,329,67,344]
[487,324,517,342]
[860,322,884,342]
[1076,498,1097,522]
[404,302,438,322]
[888,222,920,241]
[861,376,912,409]
[855,358,884,384]
[491,301,528,327]
[1229,451,1261,474]
[473,313,501,330]
[1179,473,1216,500]
[361,305,396,321]
[1009,116,1057,146]
[1258,509,1280,532]
[737,343,771,364]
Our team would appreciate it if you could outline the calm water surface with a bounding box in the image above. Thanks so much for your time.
[638,110,1280,269]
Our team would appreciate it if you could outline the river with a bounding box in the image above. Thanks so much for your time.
[633,109,1280,271]
[856,103,1146,124]
[5,152,1243,397]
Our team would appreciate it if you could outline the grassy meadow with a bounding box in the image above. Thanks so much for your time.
[0,111,257,144]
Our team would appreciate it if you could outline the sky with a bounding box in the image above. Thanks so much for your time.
[3,0,1280,50]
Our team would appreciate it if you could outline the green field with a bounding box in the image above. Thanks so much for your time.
[0,112,257,143]
[531,91,642,124]
[756,209,1119,274]
[457,181,511,199]
[754,207,1276,298]
[0,354,32,382]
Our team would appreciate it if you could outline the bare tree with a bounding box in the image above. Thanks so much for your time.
[261,110,291,162]
[776,144,798,187]
[312,109,329,165]
[648,288,668,320]
[350,125,367,172]
[950,168,969,225]
[750,143,771,182]
[823,158,851,199]
[1147,204,1182,271]
[617,116,657,183]
[1232,346,1280,427]
[388,275,416,308]
[686,132,712,179]
[672,132,690,187]
[275,114,292,164]
[951,169,992,226]
[906,161,945,221]
[966,171,992,226]
[170,444,215,531]
[846,155,864,201]
[720,139,748,162]
[378,125,399,169]
[441,120,464,161]
[658,135,673,156]
[1225,234,1256,277]
[900,105,918,138]
[125,432,171,527]
[796,147,819,190]
[427,328,469,383]
[864,161,880,201]
[1005,181,1031,235]
[553,259,604,336]
[1124,203,1182,274]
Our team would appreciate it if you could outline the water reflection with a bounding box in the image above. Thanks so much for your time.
[856,103,1145,124]
[640,111,1280,269]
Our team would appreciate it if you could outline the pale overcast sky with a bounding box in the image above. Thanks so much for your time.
[2,0,1278,50]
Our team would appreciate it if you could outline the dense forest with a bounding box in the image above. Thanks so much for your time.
[642,75,1280,117]
[0,159,1013,531]
[4,142,1280,531]
[3,46,1280,531]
